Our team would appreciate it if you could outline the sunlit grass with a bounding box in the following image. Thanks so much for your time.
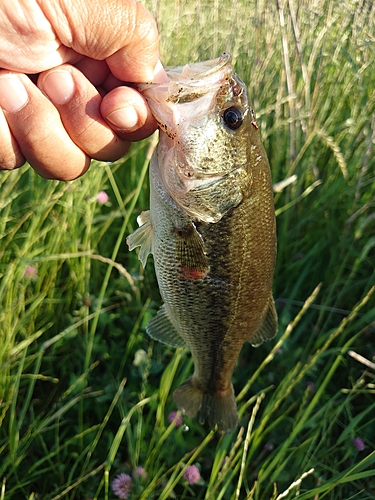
[1,0,375,498]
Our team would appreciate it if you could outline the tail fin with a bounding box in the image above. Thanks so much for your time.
[201,387,239,434]
[173,378,238,434]
[173,377,203,420]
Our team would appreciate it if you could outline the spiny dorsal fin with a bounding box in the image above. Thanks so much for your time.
[248,297,278,347]
[126,210,153,268]
[146,304,186,348]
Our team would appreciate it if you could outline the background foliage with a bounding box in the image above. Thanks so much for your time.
[1,0,374,498]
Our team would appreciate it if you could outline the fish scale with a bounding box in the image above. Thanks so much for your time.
[127,53,277,433]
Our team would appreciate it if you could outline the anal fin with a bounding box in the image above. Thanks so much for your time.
[146,304,186,348]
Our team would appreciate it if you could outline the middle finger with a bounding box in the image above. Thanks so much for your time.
[38,64,130,161]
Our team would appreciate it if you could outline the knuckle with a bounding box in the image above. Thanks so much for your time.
[0,158,25,170]
[0,142,25,171]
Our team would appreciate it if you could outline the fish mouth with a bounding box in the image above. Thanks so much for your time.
[173,165,249,224]
[132,52,246,138]
[182,165,244,192]
[181,173,224,192]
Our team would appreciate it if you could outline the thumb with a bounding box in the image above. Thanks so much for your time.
[42,0,161,82]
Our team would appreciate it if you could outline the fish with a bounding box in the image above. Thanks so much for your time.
[127,53,277,434]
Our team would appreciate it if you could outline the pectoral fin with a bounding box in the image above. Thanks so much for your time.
[249,297,278,347]
[146,304,186,348]
[174,223,209,280]
[126,210,153,268]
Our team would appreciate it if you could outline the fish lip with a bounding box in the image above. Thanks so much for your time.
[164,52,231,80]
[130,52,233,93]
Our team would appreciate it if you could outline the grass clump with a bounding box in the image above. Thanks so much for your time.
[1,0,374,498]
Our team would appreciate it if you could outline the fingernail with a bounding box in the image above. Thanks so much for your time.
[106,106,139,131]
[0,74,29,112]
[42,70,75,105]
[153,60,169,83]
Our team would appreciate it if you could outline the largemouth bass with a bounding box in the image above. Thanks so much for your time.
[127,53,277,434]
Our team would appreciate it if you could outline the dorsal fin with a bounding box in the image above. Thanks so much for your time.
[248,297,278,347]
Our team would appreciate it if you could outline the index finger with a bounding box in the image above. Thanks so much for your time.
[41,0,161,82]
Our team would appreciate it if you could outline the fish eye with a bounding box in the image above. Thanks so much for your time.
[223,106,243,130]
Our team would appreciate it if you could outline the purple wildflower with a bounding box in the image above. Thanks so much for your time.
[96,191,109,204]
[112,473,133,499]
[24,265,38,280]
[306,381,315,392]
[264,443,274,452]
[353,437,365,451]
[183,465,200,485]
[168,411,183,427]
[133,466,148,481]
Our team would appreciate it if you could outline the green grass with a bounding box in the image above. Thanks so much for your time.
[1,0,375,498]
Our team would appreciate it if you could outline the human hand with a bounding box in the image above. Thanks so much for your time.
[0,0,166,180]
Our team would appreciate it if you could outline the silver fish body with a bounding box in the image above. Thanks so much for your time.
[127,53,277,434]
